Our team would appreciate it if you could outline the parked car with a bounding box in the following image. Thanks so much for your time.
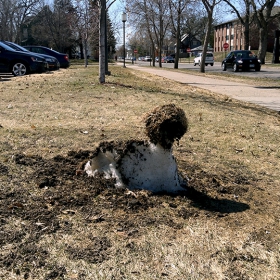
[73,52,81,59]
[24,46,70,68]
[222,50,261,72]
[2,41,60,71]
[193,52,214,66]
[162,56,175,63]
[144,56,152,61]
[0,41,48,76]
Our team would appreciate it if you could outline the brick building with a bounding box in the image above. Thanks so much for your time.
[214,8,280,52]
[214,19,258,52]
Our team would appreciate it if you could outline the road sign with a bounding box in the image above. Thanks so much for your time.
[187,48,191,52]
[223,43,229,49]
[134,50,138,53]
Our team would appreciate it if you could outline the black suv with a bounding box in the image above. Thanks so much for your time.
[222,50,261,72]
[0,41,48,76]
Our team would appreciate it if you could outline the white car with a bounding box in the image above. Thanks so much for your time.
[144,56,152,61]
[193,52,214,66]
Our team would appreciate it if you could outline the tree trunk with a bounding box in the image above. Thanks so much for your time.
[99,0,106,83]
[152,44,156,66]
[174,12,180,69]
[84,38,88,67]
[159,12,164,68]
[258,27,268,64]
[200,16,213,73]
[243,20,250,50]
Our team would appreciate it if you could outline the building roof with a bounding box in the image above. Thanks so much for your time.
[181,33,201,42]
[191,45,213,51]
[215,6,280,27]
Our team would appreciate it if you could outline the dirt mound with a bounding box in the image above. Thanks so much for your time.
[0,149,255,279]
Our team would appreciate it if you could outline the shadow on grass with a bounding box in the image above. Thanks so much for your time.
[254,86,280,89]
[184,187,250,214]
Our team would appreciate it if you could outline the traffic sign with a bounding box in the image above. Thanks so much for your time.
[134,50,138,53]
[187,48,191,52]
[223,43,229,49]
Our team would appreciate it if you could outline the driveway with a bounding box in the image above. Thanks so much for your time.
[125,62,280,112]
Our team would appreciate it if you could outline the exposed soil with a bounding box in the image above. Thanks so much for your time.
[0,147,261,278]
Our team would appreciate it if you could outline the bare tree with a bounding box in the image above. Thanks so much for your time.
[127,0,171,67]
[98,0,116,83]
[72,0,99,67]
[250,0,280,64]
[0,0,15,40]
[168,0,189,69]
[14,0,43,42]
[0,0,42,42]
[223,0,252,50]
[200,0,222,72]
[181,7,209,45]
[29,0,76,52]
[168,1,207,69]
[127,28,153,57]
[99,0,106,83]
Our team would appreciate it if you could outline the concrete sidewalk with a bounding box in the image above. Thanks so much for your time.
[124,63,280,112]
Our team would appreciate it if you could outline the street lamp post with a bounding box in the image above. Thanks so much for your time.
[122,12,127,68]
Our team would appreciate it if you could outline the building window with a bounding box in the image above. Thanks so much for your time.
[193,40,199,46]
[227,23,232,29]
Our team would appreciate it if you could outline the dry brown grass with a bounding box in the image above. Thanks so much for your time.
[0,64,280,280]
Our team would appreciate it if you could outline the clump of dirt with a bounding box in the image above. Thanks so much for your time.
[143,103,188,149]
[0,163,9,174]
[78,139,150,166]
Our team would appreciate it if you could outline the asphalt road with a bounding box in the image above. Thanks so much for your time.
[135,60,280,80]
[123,61,280,112]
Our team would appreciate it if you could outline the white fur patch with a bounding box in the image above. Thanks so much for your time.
[84,142,187,193]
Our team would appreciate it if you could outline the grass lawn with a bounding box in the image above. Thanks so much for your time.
[0,64,280,279]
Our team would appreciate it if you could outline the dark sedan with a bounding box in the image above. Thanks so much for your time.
[222,50,261,72]
[0,41,48,76]
[2,41,60,71]
[24,46,70,68]
[162,56,175,63]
